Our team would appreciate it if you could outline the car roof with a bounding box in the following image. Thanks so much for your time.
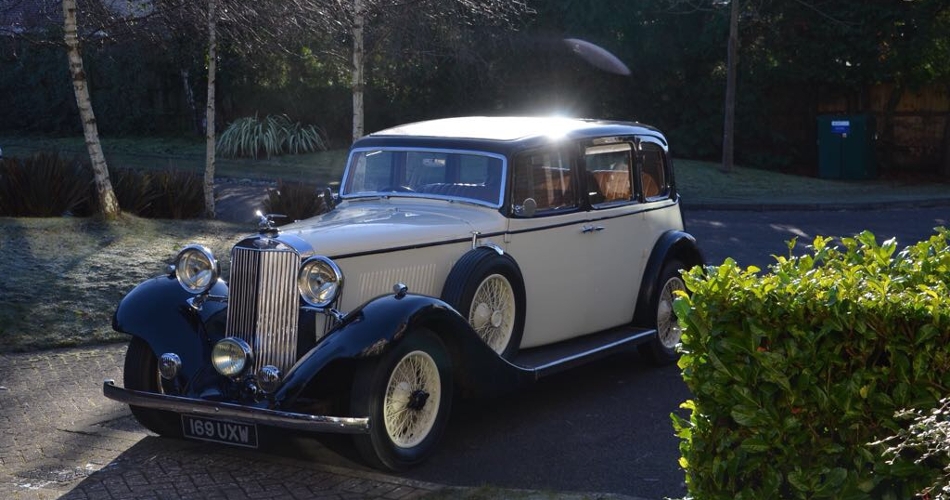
[352,116,666,155]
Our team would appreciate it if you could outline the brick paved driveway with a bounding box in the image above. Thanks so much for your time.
[0,344,441,500]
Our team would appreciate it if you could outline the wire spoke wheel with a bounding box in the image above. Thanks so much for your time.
[352,329,452,470]
[383,351,442,449]
[657,276,686,349]
[468,274,515,354]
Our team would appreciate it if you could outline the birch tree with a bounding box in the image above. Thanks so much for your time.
[203,0,217,218]
[62,0,120,218]
[150,0,337,218]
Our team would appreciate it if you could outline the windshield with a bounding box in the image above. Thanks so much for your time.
[341,148,506,207]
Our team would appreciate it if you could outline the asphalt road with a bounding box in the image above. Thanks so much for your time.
[686,206,949,269]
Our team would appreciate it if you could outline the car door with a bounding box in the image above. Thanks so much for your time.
[580,139,655,332]
[504,145,592,349]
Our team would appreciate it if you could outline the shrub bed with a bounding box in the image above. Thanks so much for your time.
[0,153,204,219]
[100,167,205,219]
[0,153,93,217]
[674,229,950,499]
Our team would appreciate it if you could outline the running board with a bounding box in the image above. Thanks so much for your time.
[511,327,656,380]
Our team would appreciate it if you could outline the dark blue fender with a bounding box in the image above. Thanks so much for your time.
[112,275,229,381]
[633,230,704,326]
[276,293,527,407]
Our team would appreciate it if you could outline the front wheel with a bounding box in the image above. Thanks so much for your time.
[639,260,687,365]
[123,337,182,437]
[350,328,453,471]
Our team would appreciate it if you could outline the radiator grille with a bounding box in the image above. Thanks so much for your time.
[226,247,300,374]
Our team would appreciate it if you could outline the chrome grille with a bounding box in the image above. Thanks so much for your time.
[226,247,300,375]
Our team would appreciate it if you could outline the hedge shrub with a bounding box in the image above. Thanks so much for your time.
[674,229,950,499]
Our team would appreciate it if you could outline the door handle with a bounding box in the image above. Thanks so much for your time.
[582,225,605,234]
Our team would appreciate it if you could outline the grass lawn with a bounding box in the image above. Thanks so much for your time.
[0,135,348,185]
[674,159,950,205]
[3,135,948,205]
[0,216,244,353]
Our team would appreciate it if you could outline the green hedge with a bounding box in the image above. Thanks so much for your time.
[674,229,950,499]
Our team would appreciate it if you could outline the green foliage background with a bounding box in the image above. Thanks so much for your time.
[674,229,950,499]
[1,1,949,172]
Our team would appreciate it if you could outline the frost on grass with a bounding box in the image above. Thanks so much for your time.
[0,216,244,352]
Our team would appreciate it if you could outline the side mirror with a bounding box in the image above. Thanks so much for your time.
[319,186,336,211]
[514,197,537,217]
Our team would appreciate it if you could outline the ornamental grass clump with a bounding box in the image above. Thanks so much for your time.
[104,167,204,219]
[0,153,93,217]
[673,229,950,500]
[217,114,328,159]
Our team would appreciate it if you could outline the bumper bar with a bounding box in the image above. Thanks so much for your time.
[103,380,370,434]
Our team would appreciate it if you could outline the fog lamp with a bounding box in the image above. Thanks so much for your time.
[211,338,252,377]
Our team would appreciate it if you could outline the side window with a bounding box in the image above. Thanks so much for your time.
[511,148,576,216]
[584,143,634,206]
[640,142,670,200]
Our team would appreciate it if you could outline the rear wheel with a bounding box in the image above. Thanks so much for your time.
[123,337,182,437]
[639,260,687,365]
[351,329,453,471]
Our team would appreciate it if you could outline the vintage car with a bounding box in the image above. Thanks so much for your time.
[103,116,703,471]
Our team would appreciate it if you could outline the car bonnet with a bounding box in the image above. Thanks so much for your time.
[276,199,506,258]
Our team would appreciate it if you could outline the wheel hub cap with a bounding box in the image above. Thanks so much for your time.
[407,389,430,410]
[473,303,491,327]
[490,310,503,328]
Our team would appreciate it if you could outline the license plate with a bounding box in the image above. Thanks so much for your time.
[181,415,259,448]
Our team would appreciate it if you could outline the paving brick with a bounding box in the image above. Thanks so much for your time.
[0,344,442,500]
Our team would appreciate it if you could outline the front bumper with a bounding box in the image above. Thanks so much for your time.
[103,380,370,434]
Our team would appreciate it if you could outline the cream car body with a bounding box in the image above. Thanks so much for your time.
[103,116,703,472]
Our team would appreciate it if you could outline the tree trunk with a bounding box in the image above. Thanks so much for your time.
[181,68,200,136]
[351,0,365,142]
[721,0,740,174]
[203,0,217,218]
[63,0,120,218]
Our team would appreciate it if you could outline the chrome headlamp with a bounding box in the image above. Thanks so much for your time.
[211,337,252,377]
[174,245,219,294]
[297,256,344,309]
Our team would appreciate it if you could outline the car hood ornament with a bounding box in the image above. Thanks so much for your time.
[256,210,286,235]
